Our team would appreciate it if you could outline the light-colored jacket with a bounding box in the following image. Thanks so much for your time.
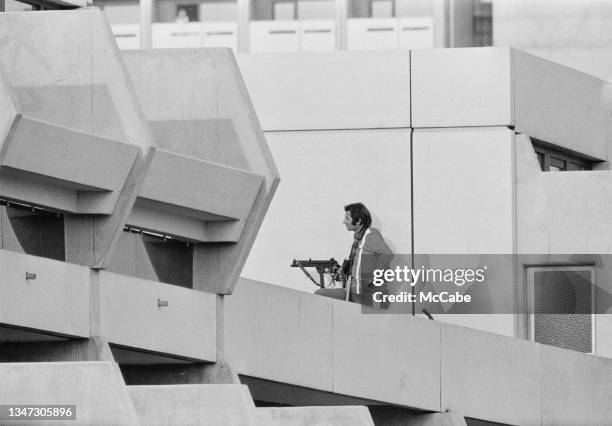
[351,227,393,296]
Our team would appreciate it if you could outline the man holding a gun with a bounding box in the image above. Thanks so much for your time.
[315,202,393,307]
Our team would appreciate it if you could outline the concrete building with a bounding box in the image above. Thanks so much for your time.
[16,0,487,52]
[1,7,612,426]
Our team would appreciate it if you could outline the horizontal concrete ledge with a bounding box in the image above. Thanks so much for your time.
[139,148,264,221]
[3,115,138,198]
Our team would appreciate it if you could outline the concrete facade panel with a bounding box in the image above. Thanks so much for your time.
[91,14,152,150]
[440,324,542,425]
[0,362,139,425]
[99,271,216,361]
[411,48,512,127]
[215,49,271,173]
[513,49,606,160]
[0,69,17,147]
[413,127,515,254]
[493,0,612,80]
[256,406,374,426]
[541,345,612,425]
[236,51,411,131]
[129,384,257,426]
[0,12,93,134]
[413,128,515,335]
[0,250,89,337]
[243,129,411,292]
[225,278,334,391]
[332,301,441,410]
[121,50,219,158]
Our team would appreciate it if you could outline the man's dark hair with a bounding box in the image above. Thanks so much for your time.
[344,203,372,229]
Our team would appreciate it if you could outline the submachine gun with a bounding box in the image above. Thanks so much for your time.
[290,258,345,289]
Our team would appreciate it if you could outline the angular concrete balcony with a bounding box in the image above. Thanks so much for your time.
[121,49,279,293]
[0,10,154,268]
[0,11,151,215]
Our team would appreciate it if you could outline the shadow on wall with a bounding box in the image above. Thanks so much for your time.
[107,231,193,288]
[3,205,65,261]
[149,119,249,169]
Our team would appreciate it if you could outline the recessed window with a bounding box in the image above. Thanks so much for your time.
[532,139,594,172]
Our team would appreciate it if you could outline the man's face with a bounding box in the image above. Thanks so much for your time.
[343,211,359,232]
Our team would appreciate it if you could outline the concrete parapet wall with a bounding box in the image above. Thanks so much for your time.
[227,278,612,424]
[256,406,374,426]
[0,249,89,337]
[128,384,257,426]
[440,323,542,425]
[541,345,612,425]
[226,278,441,410]
[0,361,139,425]
[99,271,216,362]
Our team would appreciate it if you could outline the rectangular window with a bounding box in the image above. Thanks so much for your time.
[527,266,595,353]
[532,139,594,172]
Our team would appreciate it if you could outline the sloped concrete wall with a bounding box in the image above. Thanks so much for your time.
[256,406,374,426]
[128,384,257,426]
[0,362,139,425]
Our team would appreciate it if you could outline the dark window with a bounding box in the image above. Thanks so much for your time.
[472,0,492,47]
[0,200,65,262]
[532,139,594,172]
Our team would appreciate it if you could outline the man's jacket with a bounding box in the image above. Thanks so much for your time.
[351,228,393,303]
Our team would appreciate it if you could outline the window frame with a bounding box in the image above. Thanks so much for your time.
[526,265,596,354]
[532,141,593,172]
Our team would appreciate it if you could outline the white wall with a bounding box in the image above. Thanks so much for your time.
[493,0,612,80]
[237,51,411,131]
[242,129,411,292]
